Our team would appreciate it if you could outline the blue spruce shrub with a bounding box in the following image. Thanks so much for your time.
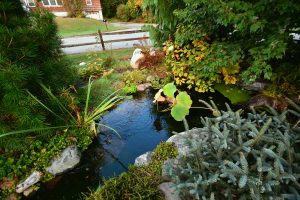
[164,101,300,199]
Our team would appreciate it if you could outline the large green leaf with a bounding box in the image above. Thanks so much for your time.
[171,104,190,121]
[163,83,176,98]
[176,92,192,108]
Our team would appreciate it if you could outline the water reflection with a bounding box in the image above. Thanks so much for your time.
[28,89,235,200]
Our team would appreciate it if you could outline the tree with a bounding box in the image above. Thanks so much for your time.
[0,0,77,148]
[143,0,185,46]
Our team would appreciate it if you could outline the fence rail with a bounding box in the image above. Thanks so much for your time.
[61,29,149,50]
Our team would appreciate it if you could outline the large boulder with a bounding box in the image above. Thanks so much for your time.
[166,128,208,156]
[130,48,165,69]
[46,145,81,175]
[130,48,145,69]
[137,83,152,92]
[16,171,41,193]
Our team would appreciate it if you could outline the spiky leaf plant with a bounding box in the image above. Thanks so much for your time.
[163,101,300,200]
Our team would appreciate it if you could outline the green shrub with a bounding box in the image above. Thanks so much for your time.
[116,4,130,21]
[122,69,148,85]
[164,101,300,199]
[0,1,78,147]
[63,0,85,17]
[87,142,178,200]
[102,0,127,18]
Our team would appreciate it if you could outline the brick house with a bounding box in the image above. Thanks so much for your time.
[21,0,103,20]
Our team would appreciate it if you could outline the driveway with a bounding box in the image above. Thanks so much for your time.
[62,23,154,54]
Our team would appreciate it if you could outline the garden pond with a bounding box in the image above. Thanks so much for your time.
[28,89,241,200]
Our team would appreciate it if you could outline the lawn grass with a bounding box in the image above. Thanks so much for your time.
[66,48,134,65]
[55,17,126,37]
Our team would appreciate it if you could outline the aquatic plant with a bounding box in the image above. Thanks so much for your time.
[163,101,300,199]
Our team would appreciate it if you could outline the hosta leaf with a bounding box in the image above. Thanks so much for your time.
[171,104,189,121]
[163,83,176,98]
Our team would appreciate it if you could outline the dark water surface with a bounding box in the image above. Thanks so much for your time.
[29,89,235,200]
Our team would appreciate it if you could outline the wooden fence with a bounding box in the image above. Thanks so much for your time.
[61,30,149,51]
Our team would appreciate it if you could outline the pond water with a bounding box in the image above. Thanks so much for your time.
[29,89,237,200]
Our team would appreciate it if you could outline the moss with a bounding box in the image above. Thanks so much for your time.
[86,142,178,200]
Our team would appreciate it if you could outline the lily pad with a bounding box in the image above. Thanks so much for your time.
[214,84,253,104]
[171,104,190,121]
[163,83,177,98]
[176,92,193,107]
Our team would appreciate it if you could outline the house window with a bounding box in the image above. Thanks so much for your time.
[42,0,63,6]
[23,0,36,7]
[86,0,92,5]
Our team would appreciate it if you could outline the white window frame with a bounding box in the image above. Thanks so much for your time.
[42,0,63,7]
[23,0,36,7]
[86,0,92,6]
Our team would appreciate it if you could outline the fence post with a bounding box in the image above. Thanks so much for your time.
[97,30,105,51]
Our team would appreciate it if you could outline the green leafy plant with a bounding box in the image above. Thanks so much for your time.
[163,100,300,199]
[122,69,148,86]
[148,0,300,92]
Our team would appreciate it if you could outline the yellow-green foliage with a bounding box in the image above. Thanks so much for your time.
[79,57,114,79]
[164,35,241,93]
[86,142,178,200]
[122,69,148,85]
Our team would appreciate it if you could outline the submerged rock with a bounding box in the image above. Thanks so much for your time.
[46,145,81,175]
[239,81,268,91]
[247,94,288,111]
[16,171,41,193]
[134,151,153,166]
[158,182,181,200]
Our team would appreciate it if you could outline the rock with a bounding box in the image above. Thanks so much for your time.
[146,75,155,82]
[79,62,86,66]
[23,187,36,197]
[46,145,81,175]
[158,182,181,200]
[239,81,268,91]
[166,128,208,156]
[134,151,153,166]
[16,171,41,193]
[137,83,152,92]
[130,48,145,69]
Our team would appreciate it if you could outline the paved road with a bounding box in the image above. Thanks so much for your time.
[62,22,154,54]
[62,29,151,54]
